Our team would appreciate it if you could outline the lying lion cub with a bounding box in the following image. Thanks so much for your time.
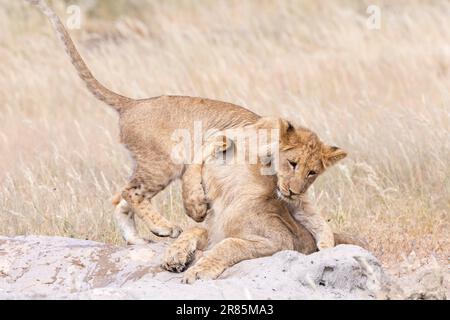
[163,119,364,283]
[181,118,342,251]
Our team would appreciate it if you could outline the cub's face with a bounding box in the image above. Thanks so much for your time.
[273,126,347,201]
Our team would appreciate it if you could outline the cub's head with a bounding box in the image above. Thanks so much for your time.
[249,117,347,201]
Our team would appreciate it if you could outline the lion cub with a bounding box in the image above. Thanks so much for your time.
[181,132,338,250]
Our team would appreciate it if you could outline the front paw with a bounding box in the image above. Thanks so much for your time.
[181,259,224,284]
[162,244,196,273]
[152,225,183,238]
[189,203,209,223]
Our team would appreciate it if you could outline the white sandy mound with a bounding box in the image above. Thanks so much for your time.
[0,236,445,300]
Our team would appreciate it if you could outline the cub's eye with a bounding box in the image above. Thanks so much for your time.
[288,160,297,169]
[308,170,317,177]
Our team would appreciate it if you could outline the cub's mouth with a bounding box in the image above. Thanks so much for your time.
[276,187,293,201]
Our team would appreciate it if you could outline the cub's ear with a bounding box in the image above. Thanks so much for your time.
[249,117,294,146]
[322,145,347,168]
[251,117,294,133]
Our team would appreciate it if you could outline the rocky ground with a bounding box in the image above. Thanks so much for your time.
[0,236,446,300]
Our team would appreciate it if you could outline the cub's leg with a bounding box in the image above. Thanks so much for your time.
[112,193,148,245]
[296,214,334,250]
[181,134,231,223]
[289,196,334,250]
[182,236,278,284]
[116,170,182,242]
[121,177,183,238]
[162,227,208,272]
[182,165,209,222]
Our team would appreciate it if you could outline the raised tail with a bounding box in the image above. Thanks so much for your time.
[25,0,135,111]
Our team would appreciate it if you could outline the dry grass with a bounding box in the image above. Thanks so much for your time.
[0,0,449,272]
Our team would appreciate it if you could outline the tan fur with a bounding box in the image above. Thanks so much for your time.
[162,123,356,283]
[287,197,336,250]
[181,165,210,223]
[181,135,230,222]
[181,119,346,251]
